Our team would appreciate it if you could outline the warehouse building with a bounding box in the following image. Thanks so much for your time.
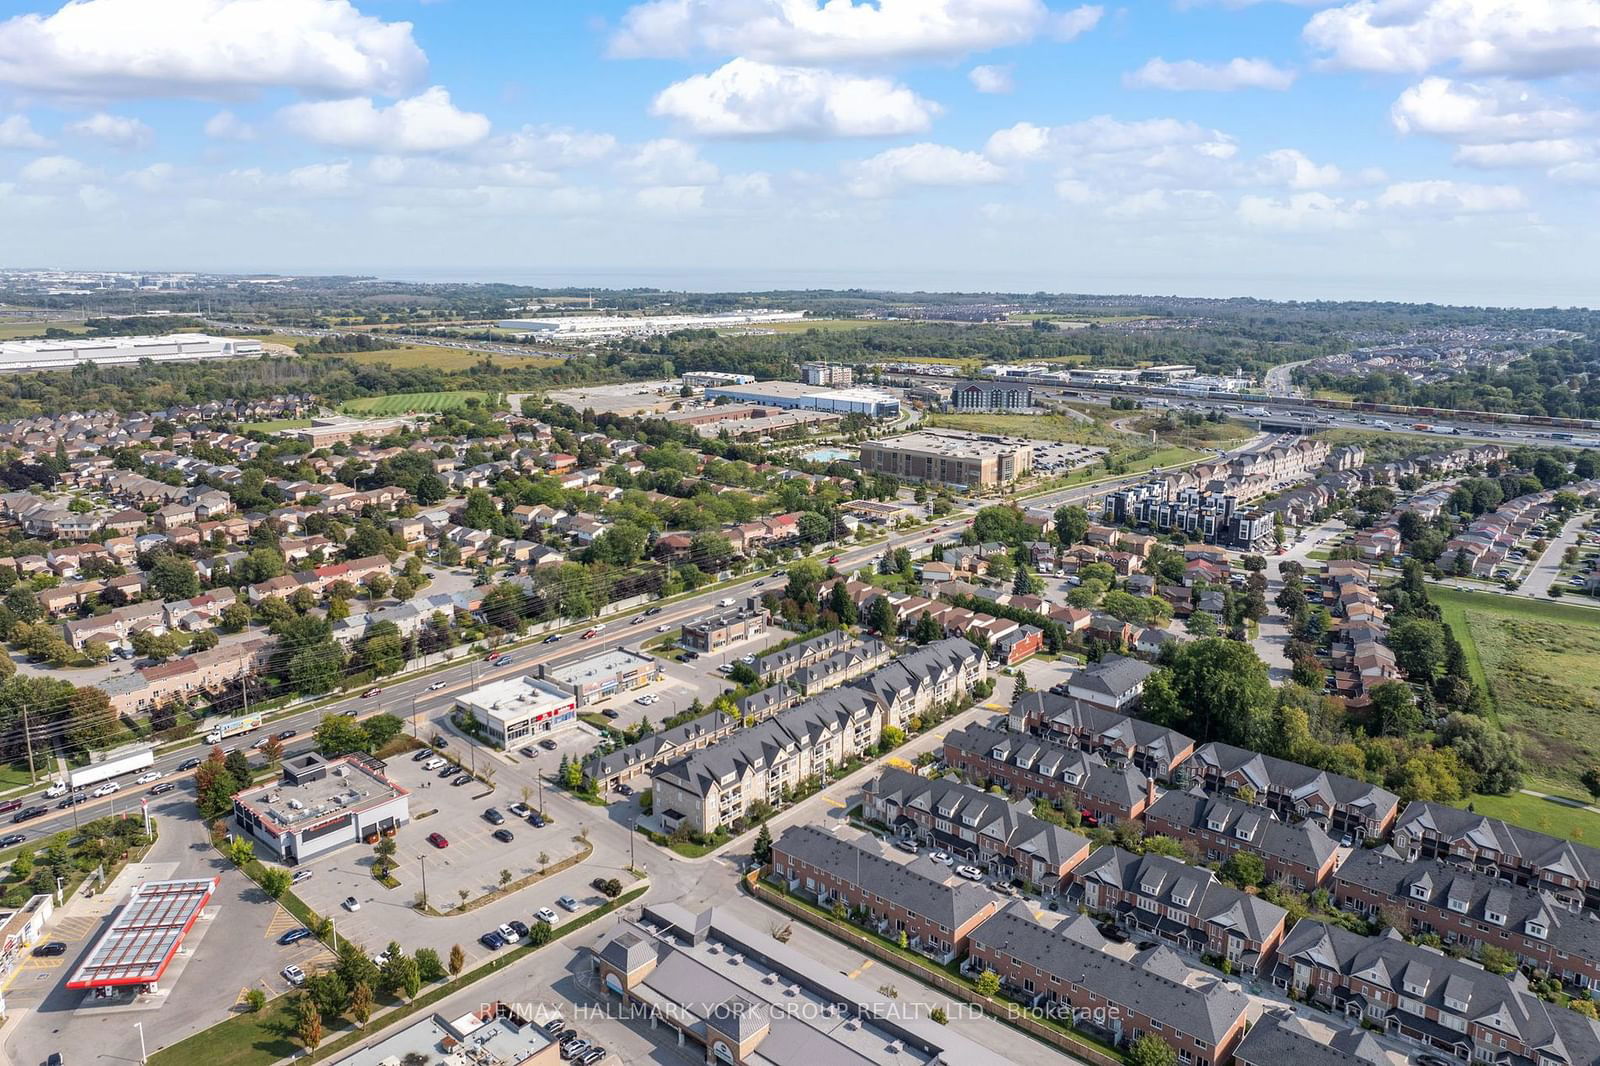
[455,674,579,747]
[231,754,409,865]
[0,333,262,372]
[497,311,804,337]
[859,430,1033,489]
[703,380,900,419]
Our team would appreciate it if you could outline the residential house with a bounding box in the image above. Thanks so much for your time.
[1009,690,1195,782]
[1143,786,1341,891]
[1184,742,1401,841]
[1393,802,1600,911]
[944,721,1155,828]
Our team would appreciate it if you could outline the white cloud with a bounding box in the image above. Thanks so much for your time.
[491,126,617,167]
[1391,78,1590,143]
[1103,188,1225,221]
[0,115,47,149]
[367,156,561,189]
[123,162,173,191]
[279,87,490,153]
[618,138,720,186]
[1238,191,1365,230]
[1306,0,1600,77]
[968,65,1014,94]
[1124,57,1296,91]
[204,111,256,141]
[1454,139,1593,167]
[19,154,94,184]
[0,0,427,97]
[635,185,705,214]
[610,0,1101,62]
[651,58,940,137]
[1377,179,1527,212]
[1550,160,1600,183]
[67,112,153,148]
[77,183,114,211]
[847,142,1006,197]
[285,160,358,197]
[1253,148,1344,188]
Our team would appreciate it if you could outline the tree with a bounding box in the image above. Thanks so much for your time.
[1478,944,1517,976]
[415,947,447,983]
[259,866,292,900]
[226,835,255,866]
[245,986,267,1012]
[82,639,112,663]
[1157,639,1276,751]
[448,943,465,976]
[295,995,324,1051]
[151,555,201,600]
[1054,505,1089,547]
[826,580,858,626]
[974,970,1001,997]
[753,822,773,864]
[1220,851,1267,888]
[1185,611,1217,637]
[1369,681,1422,738]
[383,952,422,1000]
[1128,1034,1178,1066]
[349,980,374,1027]
[1389,618,1447,682]
[869,595,897,636]
[1583,767,1600,802]
[912,610,942,644]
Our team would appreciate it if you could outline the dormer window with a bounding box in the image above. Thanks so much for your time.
[1447,896,1468,914]
[1063,770,1083,786]
[1207,817,1227,832]
[1410,883,1429,900]
[1525,920,1547,939]
[991,747,1007,761]
[1235,826,1254,842]
[1140,879,1163,897]
[1444,995,1469,1013]
[1403,979,1427,997]
[1484,910,1506,926]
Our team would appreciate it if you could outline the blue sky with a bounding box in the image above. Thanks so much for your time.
[0,0,1596,305]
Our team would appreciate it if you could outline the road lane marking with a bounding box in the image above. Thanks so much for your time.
[846,959,874,979]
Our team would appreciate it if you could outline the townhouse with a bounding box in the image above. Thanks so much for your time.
[102,638,273,714]
[861,767,1091,892]
[966,904,1252,1066]
[1183,742,1401,841]
[1072,847,1289,974]
[1143,786,1341,891]
[61,600,165,650]
[1233,1010,1391,1066]
[1333,849,1600,991]
[944,721,1155,827]
[850,637,987,729]
[581,711,739,793]
[1272,920,1600,1066]
[770,825,1001,964]
[790,636,893,695]
[753,629,859,683]
[1009,689,1195,782]
[1394,802,1600,911]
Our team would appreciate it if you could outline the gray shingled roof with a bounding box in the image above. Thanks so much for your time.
[1074,846,1288,944]
[944,721,1150,810]
[1189,742,1399,824]
[1146,786,1337,872]
[583,711,735,781]
[1235,1011,1389,1066]
[1015,690,1193,771]
[1396,801,1600,889]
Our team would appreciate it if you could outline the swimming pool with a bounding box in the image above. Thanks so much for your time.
[800,447,856,463]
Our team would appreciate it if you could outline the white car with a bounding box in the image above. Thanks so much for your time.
[134,771,161,784]
[928,850,953,866]
[535,907,560,925]
[342,896,361,911]
[372,949,392,967]
[739,654,756,664]
[656,623,670,632]
[497,923,520,943]
[954,865,985,882]
[91,782,121,798]
[281,964,306,986]
[427,681,448,691]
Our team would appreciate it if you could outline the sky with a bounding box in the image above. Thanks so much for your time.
[0,0,1597,306]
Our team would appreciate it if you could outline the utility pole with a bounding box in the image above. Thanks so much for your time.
[420,855,427,909]
[20,703,35,784]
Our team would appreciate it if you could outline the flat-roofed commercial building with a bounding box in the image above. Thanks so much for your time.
[330,1005,559,1066]
[0,333,261,372]
[455,674,578,747]
[859,430,1033,489]
[541,648,661,707]
[681,604,769,652]
[703,380,900,419]
[231,753,410,864]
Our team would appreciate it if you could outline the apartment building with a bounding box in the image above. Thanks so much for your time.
[1271,920,1600,1066]
[1143,787,1341,891]
[1184,742,1401,841]
[790,636,894,695]
[966,904,1252,1066]
[1009,689,1195,781]
[944,721,1155,827]
[1333,849,1600,990]
[652,687,883,835]
[1394,802,1600,911]
[581,711,738,793]
[770,826,1001,964]
[858,430,1033,490]
[851,637,988,729]
[1072,847,1289,975]
[861,768,1091,892]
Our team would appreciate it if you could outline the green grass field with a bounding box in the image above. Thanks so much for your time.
[1456,791,1600,844]
[341,390,497,415]
[925,412,1123,448]
[342,345,564,371]
[763,318,882,333]
[0,320,89,340]
[1433,585,1600,794]
[241,418,313,433]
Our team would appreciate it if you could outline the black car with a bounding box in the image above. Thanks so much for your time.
[12,806,46,824]
[479,931,505,950]
[452,773,473,786]
[412,749,432,762]
[1097,923,1129,944]
[432,736,448,748]
[277,729,297,740]
[528,812,546,827]
[484,808,505,825]
[682,651,699,661]
[519,746,537,757]
[542,634,562,644]
[644,606,662,616]
[31,941,66,957]
[277,927,313,946]
[616,783,633,797]
[57,793,88,809]
[601,709,620,720]
[538,738,558,751]
[493,828,515,843]
[148,782,178,796]
[542,1018,565,1035]
[177,758,201,772]
[0,833,26,847]
[508,919,529,938]
[438,764,458,778]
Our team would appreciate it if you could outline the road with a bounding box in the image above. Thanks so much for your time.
[1516,510,1589,600]
[1252,519,1347,682]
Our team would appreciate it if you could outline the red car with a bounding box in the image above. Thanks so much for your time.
[581,628,598,639]
[362,687,382,698]
[427,832,449,848]
[827,555,840,564]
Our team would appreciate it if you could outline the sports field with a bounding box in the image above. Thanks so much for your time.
[1433,585,1600,795]
[341,390,497,415]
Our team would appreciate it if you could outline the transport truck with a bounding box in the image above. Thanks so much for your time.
[204,713,264,745]
[66,745,156,790]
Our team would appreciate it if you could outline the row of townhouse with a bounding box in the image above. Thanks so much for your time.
[944,720,1157,829]
[1395,802,1600,912]
[1009,686,1192,780]
[1272,920,1600,1066]
[821,577,1046,665]
[1267,444,1504,527]
[1333,848,1600,990]
[1321,560,1402,704]
[1182,741,1401,842]
[581,710,738,793]
[861,767,1092,892]
[101,637,273,714]
[652,638,987,834]
[752,629,861,683]
[1144,786,1342,891]
[245,554,391,604]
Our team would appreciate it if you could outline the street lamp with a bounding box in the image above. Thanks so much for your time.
[54,876,64,907]
[420,855,428,909]
[134,1022,147,1066]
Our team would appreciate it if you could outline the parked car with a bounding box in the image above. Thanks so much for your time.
[497,923,519,943]
[427,832,450,848]
[493,829,515,843]
[560,1039,590,1061]
[536,907,560,925]
[928,850,953,866]
[412,749,433,762]
[479,930,505,950]
[31,941,67,957]
[528,812,546,827]
[578,1047,606,1066]
[281,964,306,986]
[484,808,505,825]
[508,802,531,818]
[292,869,313,884]
[542,1018,566,1035]
[508,919,530,939]
[602,709,620,719]
[438,764,459,778]
[954,865,984,881]
[893,838,918,854]
[557,895,579,912]
[134,771,161,784]
[452,773,473,786]
[341,896,360,911]
[277,927,312,946]
[616,783,633,797]
[538,738,558,751]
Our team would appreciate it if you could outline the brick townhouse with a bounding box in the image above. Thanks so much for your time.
[1233,1010,1391,1066]
[1144,786,1341,891]
[944,720,1154,828]
[1053,655,1156,714]
[1333,849,1600,991]
[1183,742,1400,842]
[1009,689,1195,781]
[1394,802,1600,911]
[1072,847,1289,975]
[966,904,1251,1066]
[851,637,987,730]
[770,825,1000,964]
[580,711,737,793]
[1271,920,1600,1065]
[861,767,1091,894]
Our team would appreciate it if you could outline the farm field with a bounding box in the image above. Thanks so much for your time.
[341,345,564,371]
[341,390,496,415]
[241,418,313,433]
[1433,585,1600,795]
[762,317,882,333]
[0,320,89,340]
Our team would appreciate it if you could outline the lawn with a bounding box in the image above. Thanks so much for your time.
[342,345,564,371]
[925,412,1123,448]
[0,320,89,340]
[1432,585,1600,794]
[1456,791,1600,845]
[763,318,882,333]
[241,418,313,433]
[341,391,497,416]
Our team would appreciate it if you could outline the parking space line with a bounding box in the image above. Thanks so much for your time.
[51,916,95,940]
[846,959,873,979]
[231,986,254,1009]
[265,907,303,937]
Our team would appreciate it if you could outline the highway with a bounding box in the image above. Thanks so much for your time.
[0,438,1253,847]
